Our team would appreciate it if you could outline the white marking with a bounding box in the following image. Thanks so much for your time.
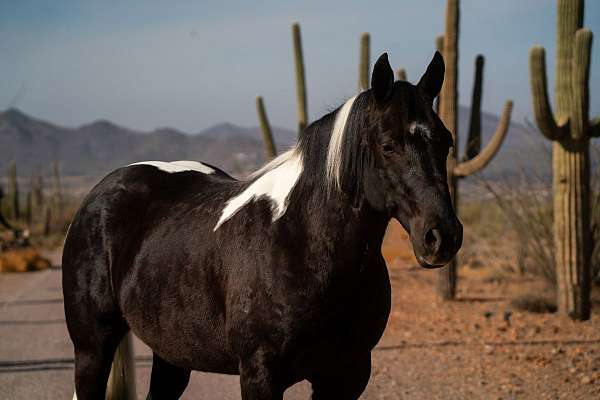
[72,392,77,400]
[326,96,357,193]
[409,121,431,138]
[128,160,215,174]
[409,121,417,134]
[213,149,303,231]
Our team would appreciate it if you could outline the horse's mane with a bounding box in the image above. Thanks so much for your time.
[214,90,380,231]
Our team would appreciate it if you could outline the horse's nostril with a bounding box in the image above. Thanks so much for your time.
[424,228,442,254]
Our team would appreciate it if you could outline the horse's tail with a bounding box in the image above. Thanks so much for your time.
[105,331,137,400]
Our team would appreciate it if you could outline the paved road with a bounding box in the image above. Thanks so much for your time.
[0,264,310,399]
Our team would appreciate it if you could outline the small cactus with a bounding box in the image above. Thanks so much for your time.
[52,161,63,217]
[256,96,277,160]
[292,22,308,137]
[31,169,44,220]
[25,191,32,226]
[43,205,51,236]
[7,161,19,220]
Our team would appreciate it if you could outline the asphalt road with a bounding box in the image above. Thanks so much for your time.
[0,264,310,399]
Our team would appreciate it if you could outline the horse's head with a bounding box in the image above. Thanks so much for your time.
[364,52,462,268]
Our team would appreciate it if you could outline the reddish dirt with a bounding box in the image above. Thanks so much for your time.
[367,221,600,399]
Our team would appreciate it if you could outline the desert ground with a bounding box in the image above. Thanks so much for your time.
[1,223,599,399]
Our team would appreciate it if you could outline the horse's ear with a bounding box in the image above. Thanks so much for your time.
[371,53,394,104]
[417,51,445,102]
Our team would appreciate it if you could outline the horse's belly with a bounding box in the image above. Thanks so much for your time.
[127,308,239,374]
[119,264,238,373]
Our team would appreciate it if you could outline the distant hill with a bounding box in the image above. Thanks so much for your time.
[0,108,296,177]
[2,106,588,181]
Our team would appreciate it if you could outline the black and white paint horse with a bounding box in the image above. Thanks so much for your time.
[63,52,462,400]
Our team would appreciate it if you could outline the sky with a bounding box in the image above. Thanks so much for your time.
[0,0,599,133]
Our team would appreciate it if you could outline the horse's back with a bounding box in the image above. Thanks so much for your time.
[63,160,236,293]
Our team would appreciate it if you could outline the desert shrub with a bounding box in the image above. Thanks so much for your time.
[509,293,557,314]
[481,131,600,286]
[482,176,555,282]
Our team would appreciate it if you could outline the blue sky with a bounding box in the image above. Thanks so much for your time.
[0,0,599,132]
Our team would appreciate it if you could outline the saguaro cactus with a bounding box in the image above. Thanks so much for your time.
[292,22,308,136]
[359,32,370,91]
[436,0,514,300]
[256,96,277,160]
[31,169,44,221]
[7,161,19,220]
[52,161,63,217]
[529,0,598,320]
[395,68,407,82]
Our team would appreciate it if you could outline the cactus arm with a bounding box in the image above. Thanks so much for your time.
[464,55,484,160]
[571,28,592,139]
[359,32,370,91]
[529,46,567,141]
[256,96,277,160]
[453,100,513,177]
[396,68,407,81]
[292,22,308,136]
[591,115,600,137]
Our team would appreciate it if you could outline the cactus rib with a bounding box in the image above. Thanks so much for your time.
[571,28,592,139]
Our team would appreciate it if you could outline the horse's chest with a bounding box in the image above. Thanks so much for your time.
[276,260,392,365]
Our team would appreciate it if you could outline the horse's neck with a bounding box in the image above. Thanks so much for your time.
[290,190,389,261]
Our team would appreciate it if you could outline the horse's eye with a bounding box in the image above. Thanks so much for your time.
[382,143,395,154]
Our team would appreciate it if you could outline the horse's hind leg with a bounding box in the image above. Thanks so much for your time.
[146,353,191,399]
[63,248,129,399]
[72,323,128,400]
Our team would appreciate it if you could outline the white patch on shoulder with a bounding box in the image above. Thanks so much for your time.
[326,95,357,193]
[213,149,303,231]
[129,160,215,174]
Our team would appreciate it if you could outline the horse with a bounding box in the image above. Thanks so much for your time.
[63,51,462,400]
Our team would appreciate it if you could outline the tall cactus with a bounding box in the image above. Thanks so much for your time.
[256,96,277,160]
[359,32,370,91]
[7,161,19,220]
[529,0,598,320]
[436,0,514,300]
[292,22,308,137]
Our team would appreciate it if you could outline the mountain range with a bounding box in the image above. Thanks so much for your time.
[0,107,560,181]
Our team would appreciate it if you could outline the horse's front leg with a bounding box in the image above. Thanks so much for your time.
[309,352,372,400]
[239,347,285,400]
